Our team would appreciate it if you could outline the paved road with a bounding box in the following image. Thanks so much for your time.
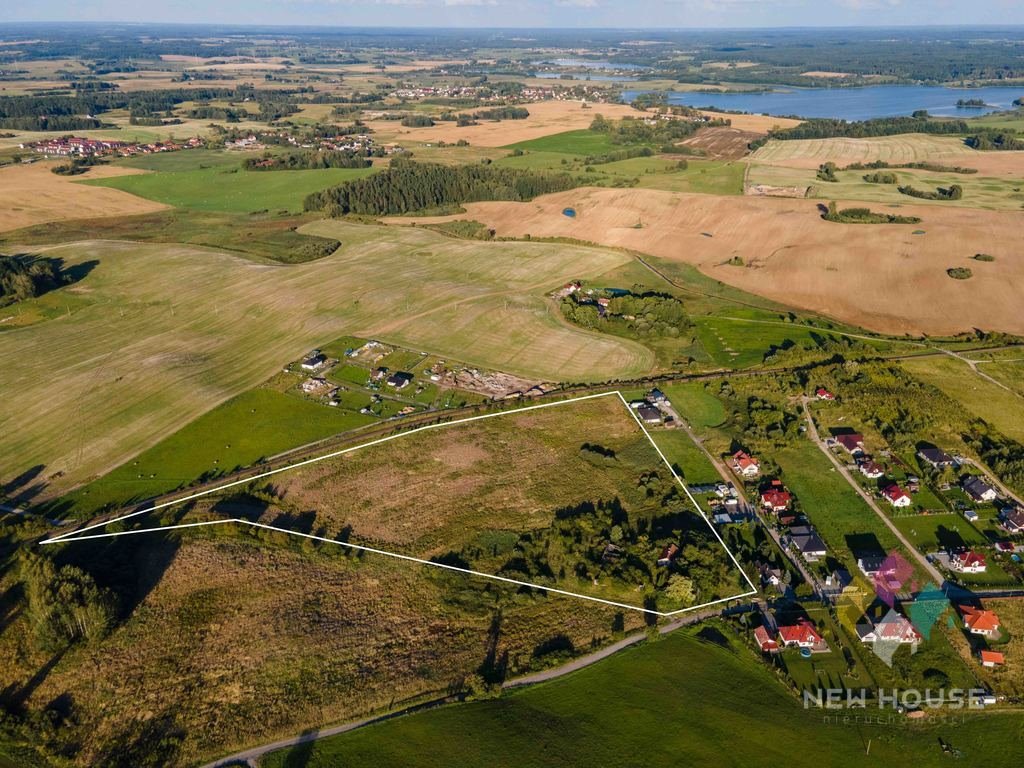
[800,397,946,586]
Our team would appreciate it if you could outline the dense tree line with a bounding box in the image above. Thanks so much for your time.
[305,158,577,215]
[965,132,1024,151]
[243,150,373,171]
[0,254,67,306]
[400,114,435,127]
[471,106,529,121]
[823,201,921,224]
[768,115,970,141]
[898,183,963,200]
[863,171,898,184]
[843,160,978,174]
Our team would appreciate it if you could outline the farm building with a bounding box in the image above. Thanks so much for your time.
[753,626,779,653]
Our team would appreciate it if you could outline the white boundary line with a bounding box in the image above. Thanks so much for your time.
[42,391,757,616]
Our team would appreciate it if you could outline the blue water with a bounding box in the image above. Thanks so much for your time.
[620,84,1024,121]
[535,72,638,81]
[546,58,646,71]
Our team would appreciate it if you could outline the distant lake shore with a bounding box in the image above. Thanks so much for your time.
[621,84,1024,121]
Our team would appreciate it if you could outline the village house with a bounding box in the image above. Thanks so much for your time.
[980,650,1005,668]
[646,387,668,405]
[301,352,327,371]
[815,387,835,401]
[788,525,827,562]
[386,372,413,389]
[857,608,922,645]
[917,446,956,469]
[882,483,913,508]
[777,618,828,652]
[1001,507,1024,534]
[951,550,987,574]
[856,554,887,578]
[960,605,1001,636]
[834,432,865,455]
[657,543,679,567]
[858,459,885,479]
[822,568,853,597]
[729,450,760,478]
[962,476,998,503]
[637,403,663,425]
[760,481,792,513]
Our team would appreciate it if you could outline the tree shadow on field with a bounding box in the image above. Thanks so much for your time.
[280,728,319,768]
[1,463,49,507]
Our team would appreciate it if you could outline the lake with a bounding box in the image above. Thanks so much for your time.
[620,84,1024,121]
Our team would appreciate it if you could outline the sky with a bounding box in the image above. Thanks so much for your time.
[7,0,1024,28]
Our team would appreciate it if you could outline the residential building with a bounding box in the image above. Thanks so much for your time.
[962,476,998,503]
[980,650,1005,668]
[729,450,760,478]
[789,525,827,562]
[386,372,413,389]
[859,459,885,479]
[835,433,865,455]
[951,551,987,574]
[1002,507,1024,534]
[960,605,1001,636]
[857,608,922,645]
[760,482,792,513]
[882,484,912,508]
[301,352,326,371]
[777,618,828,651]
[917,447,956,469]
[637,404,663,424]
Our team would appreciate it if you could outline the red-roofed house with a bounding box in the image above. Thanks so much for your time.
[857,608,922,645]
[951,551,987,574]
[729,451,760,478]
[753,625,779,653]
[760,485,792,513]
[657,543,679,567]
[981,650,1005,668]
[859,460,885,479]
[816,387,835,401]
[960,605,1001,636]
[777,618,828,651]
[882,484,912,508]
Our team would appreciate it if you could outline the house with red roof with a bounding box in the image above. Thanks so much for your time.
[760,482,792,513]
[657,543,679,567]
[835,433,865,455]
[951,551,987,574]
[777,618,828,651]
[729,450,760,478]
[858,460,885,479]
[815,387,835,401]
[980,650,1005,668]
[959,605,1001,636]
[753,625,779,653]
[881,484,912,508]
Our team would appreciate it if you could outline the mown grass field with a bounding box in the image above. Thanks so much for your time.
[261,626,1024,768]
[649,429,721,487]
[0,222,651,498]
[83,164,377,213]
[750,134,979,167]
[505,128,618,155]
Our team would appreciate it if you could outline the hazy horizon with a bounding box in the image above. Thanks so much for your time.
[4,1,1024,30]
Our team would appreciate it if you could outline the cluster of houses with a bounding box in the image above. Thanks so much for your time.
[958,603,1006,668]
[224,130,401,155]
[629,387,671,426]
[23,135,204,158]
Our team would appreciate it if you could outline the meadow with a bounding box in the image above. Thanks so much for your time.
[0,222,650,498]
[0,528,648,767]
[900,356,1024,445]
[84,164,377,213]
[175,393,747,612]
[261,626,1024,768]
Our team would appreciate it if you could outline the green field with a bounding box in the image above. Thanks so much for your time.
[662,382,728,428]
[649,430,721,487]
[900,356,1024,444]
[84,165,377,213]
[891,512,988,552]
[261,627,1024,768]
[58,387,375,516]
[506,129,618,155]
[0,222,651,498]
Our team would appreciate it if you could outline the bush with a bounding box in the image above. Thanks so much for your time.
[947,267,973,280]
[972,253,995,262]
[863,171,897,184]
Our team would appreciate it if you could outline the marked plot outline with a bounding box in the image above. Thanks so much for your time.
[43,391,757,616]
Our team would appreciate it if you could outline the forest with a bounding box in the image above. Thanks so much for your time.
[560,288,691,340]
[243,150,372,171]
[304,158,577,215]
[765,114,970,141]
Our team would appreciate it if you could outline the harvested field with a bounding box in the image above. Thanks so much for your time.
[678,126,760,160]
[699,111,802,133]
[363,100,641,147]
[749,134,1024,175]
[0,162,167,232]
[403,187,1024,337]
[0,222,650,496]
